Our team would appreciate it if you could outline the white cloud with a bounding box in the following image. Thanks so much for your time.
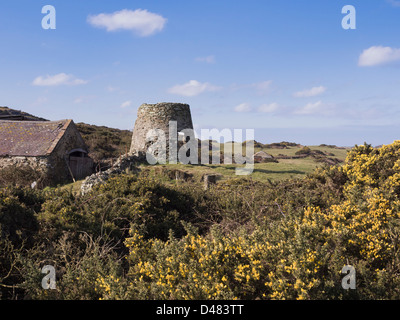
[358,46,400,67]
[120,100,132,108]
[87,9,167,37]
[32,97,48,107]
[234,103,252,113]
[251,80,273,95]
[293,86,326,98]
[167,80,221,97]
[32,73,88,86]
[232,102,280,113]
[107,86,120,93]
[230,80,273,95]
[294,101,323,115]
[195,55,216,64]
[258,102,279,113]
[74,95,96,104]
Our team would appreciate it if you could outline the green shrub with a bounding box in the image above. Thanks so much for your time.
[2,141,400,300]
[295,146,311,155]
[0,166,49,189]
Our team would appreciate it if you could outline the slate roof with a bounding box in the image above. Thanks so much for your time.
[0,120,72,156]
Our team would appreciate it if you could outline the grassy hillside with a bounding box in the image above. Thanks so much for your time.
[75,122,132,163]
[2,142,400,300]
[0,106,47,121]
[151,142,349,182]
[60,141,349,193]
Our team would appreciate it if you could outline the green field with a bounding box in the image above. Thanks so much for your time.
[159,143,349,179]
[62,143,350,193]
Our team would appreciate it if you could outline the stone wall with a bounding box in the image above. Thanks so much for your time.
[130,102,194,158]
[80,154,140,195]
[0,155,50,173]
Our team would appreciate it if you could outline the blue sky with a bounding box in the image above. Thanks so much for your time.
[0,0,399,146]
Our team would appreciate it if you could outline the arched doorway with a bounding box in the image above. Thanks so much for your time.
[67,149,93,181]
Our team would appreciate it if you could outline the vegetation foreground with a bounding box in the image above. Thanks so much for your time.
[1,141,400,300]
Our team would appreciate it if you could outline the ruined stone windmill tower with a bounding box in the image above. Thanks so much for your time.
[130,102,194,159]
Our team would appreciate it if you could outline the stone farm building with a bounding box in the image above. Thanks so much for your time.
[0,119,93,185]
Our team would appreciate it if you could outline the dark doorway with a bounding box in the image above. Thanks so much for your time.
[68,149,93,180]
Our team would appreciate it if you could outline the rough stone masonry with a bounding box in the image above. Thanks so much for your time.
[130,102,194,159]
[81,102,194,194]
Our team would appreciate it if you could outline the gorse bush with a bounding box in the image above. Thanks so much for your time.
[295,146,312,156]
[38,174,203,242]
[0,166,50,189]
[125,225,269,300]
[1,141,400,300]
